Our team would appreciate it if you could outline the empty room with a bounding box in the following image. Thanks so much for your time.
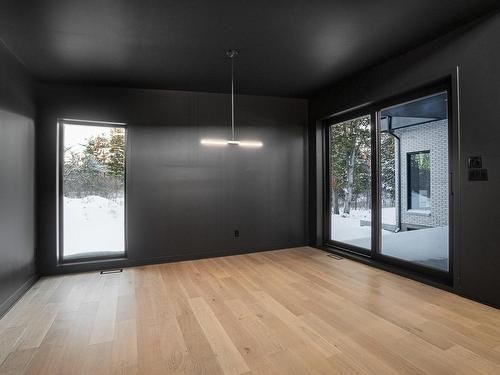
[2,1,500,374]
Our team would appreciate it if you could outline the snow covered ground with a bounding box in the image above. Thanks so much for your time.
[63,195,125,257]
[381,227,448,270]
[331,207,448,271]
[61,197,448,271]
[331,207,396,243]
[344,226,449,271]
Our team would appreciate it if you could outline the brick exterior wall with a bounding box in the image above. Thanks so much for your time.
[394,119,449,229]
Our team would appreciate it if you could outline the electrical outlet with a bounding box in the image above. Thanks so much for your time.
[234,230,240,238]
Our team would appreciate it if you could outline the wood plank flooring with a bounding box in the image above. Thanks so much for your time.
[1,247,500,374]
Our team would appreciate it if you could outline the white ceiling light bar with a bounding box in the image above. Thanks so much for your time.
[200,139,229,146]
[200,50,263,148]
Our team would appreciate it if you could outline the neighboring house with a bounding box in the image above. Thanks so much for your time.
[394,119,449,230]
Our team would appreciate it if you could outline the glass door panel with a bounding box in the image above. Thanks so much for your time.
[378,92,449,272]
[328,114,372,252]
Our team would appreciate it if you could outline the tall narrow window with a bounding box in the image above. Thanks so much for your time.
[60,120,126,260]
[407,151,430,210]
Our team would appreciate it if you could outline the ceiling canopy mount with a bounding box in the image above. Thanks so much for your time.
[226,49,239,59]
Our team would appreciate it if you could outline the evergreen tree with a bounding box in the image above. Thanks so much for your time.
[63,129,125,198]
[107,128,126,178]
[83,129,125,178]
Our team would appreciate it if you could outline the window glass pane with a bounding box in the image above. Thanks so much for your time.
[408,152,430,209]
[379,92,449,271]
[62,123,126,259]
[329,114,371,250]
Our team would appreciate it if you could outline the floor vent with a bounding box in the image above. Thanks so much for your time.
[327,253,343,260]
[100,268,123,274]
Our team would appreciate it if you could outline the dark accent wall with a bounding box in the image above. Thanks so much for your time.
[36,84,308,275]
[309,11,500,308]
[0,44,36,316]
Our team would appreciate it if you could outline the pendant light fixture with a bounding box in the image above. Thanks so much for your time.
[200,50,263,148]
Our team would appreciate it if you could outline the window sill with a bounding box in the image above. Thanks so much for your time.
[407,209,431,216]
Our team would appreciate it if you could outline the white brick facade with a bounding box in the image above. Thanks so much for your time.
[394,119,449,229]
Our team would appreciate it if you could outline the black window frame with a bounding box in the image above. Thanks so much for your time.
[58,118,128,264]
[407,150,431,210]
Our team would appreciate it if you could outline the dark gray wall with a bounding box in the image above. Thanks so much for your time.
[0,44,36,316]
[309,11,500,308]
[37,84,308,275]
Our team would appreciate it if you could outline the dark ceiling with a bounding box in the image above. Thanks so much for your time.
[1,1,499,97]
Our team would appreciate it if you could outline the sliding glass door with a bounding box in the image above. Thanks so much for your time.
[60,120,126,261]
[378,92,450,273]
[326,85,451,280]
[327,113,373,254]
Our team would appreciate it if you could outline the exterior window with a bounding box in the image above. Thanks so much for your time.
[407,151,430,210]
[60,120,126,261]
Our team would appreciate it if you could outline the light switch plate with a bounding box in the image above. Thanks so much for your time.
[468,156,482,169]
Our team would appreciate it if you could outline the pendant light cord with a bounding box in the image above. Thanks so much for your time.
[231,55,235,141]
[200,50,261,147]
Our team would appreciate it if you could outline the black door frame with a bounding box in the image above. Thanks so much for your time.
[323,77,454,284]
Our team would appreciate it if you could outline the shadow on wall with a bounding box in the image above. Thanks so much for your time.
[0,109,36,314]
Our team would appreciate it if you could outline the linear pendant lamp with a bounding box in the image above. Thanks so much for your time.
[200,50,263,148]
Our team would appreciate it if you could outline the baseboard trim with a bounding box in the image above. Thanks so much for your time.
[0,274,39,319]
[43,243,307,276]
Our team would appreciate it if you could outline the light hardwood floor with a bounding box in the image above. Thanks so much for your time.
[1,247,500,374]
